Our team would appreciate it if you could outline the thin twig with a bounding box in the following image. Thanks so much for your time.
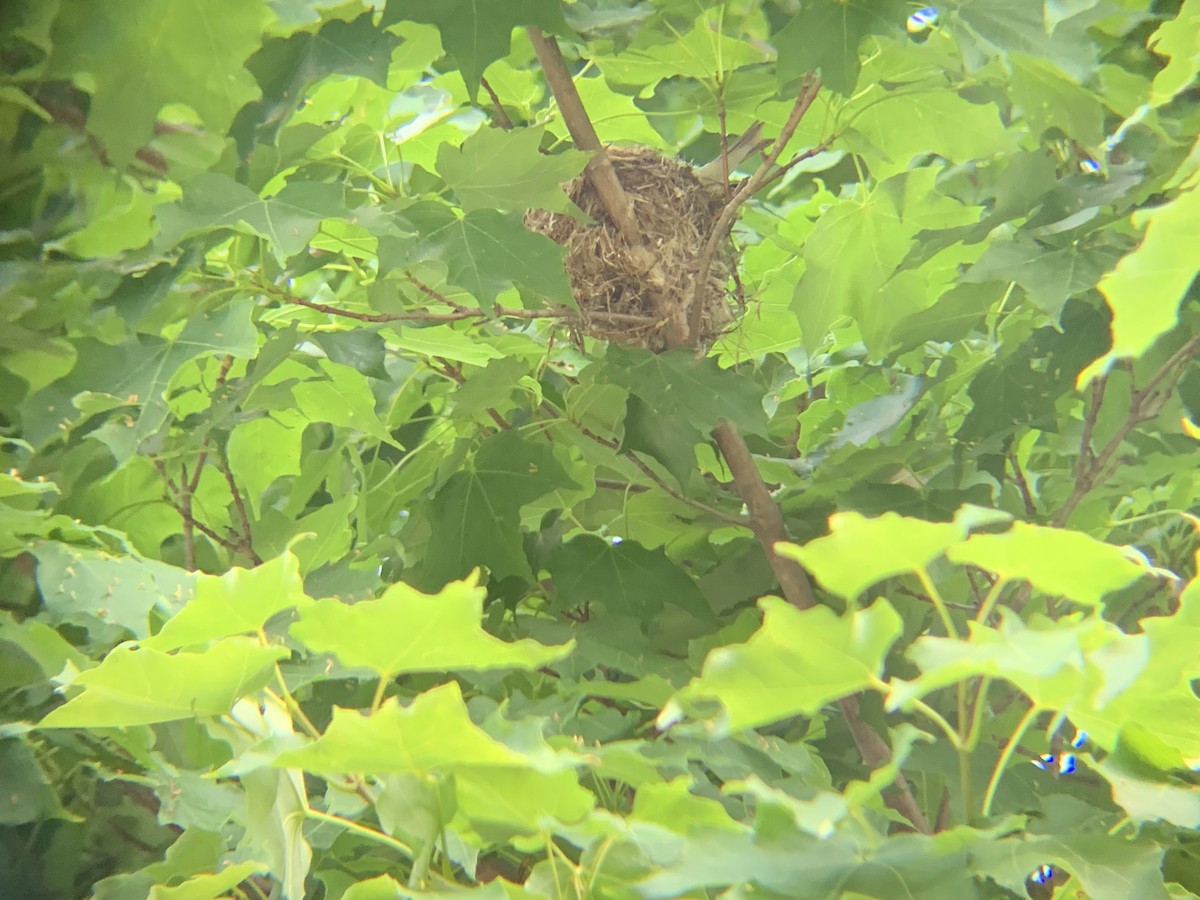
[625,452,746,527]
[1007,448,1037,519]
[1056,335,1200,525]
[217,451,263,565]
[433,359,511,431]
[283,290,654,326]
[838,694,931,833]
[480,77,514,130]
[688,75,822,339]
[179,462,196,570]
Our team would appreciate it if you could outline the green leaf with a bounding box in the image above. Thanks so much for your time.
[1079,182,1200,384]
[289,570,572,682]
[148,862,266,900]
[293,360,395,443]
[844,91,1015,178]
[245,13,400,144]
[600,346,768,437]
[598,12,766,86]
[774,0,908,95]
[964,237,1116,317]
[619,393,701,489]
[0,738,65,825]
[46,0,271,168]
[226,412,306,518]
[437,126,589,213]
[777,508,1006,601]
[38,638,288,728]
[156,175,349,263]
[417,430,578,588]
[662,598,903,734]
[790,189,915,351]
[312,329,389,380]
[273,682,576,774]
[945,522,1158,607]
[1149,0,1200,106]
[954,0,1100,81]
[888,612,1119,711]
[381,0,571,98]
[21,301,258,450]
[404,203,573,310]
[142,553,312,651]
[547,535,711,623]
[971,833,1168,900]
[1009,55,1107,147]
[34,542,195,639]
[1097,761,1200,828]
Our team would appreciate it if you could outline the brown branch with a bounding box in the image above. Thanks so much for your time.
[1007,448,1037,519]
[837,694,931,833]
[179,462,196,570]
[1056,335,1200,526]
[37,91,170,175]
[217,451,263,566]
[480,77,514,130]
[688,75,822,340]
[527,28,687,346]
[710,420,814,609]
[282,290,654,326]
[152,464,243,558]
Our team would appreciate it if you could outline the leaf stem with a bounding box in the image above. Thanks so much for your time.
[981,701,1039,817]
[305,807,413,859]
[917,567,958,637]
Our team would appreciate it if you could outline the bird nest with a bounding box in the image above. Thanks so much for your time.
[524,146,738,351]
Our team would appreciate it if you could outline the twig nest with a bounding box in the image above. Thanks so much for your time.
[525,146,738,350]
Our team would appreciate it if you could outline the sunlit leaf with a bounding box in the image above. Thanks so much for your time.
[289,570,572,681]
[662,599,902,734]
[945,522,1159,607]
[143,553,311,651]
[39,639,288,728]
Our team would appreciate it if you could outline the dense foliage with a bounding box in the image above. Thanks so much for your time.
[2,0,1199,897]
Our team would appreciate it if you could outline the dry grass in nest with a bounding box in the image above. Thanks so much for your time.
[524,146,738,350]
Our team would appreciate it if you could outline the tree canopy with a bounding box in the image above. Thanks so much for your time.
[1,0,1199,898]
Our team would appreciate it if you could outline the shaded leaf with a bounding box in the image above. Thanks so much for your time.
[418,430,578,588]
[600,346,768,437]
[437,126,589,213]
[46,0,270,167]
[156,175,348,263]
[404,203,573,310]
[547,535,711,623]
[381,0,571,98]
[774,0,908,95]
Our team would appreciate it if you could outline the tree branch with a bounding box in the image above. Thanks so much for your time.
[527,28,688,346]
[710,420,815,609]
[688,75,822,339]
[838,694,932,834]
[1056,335,1200,526]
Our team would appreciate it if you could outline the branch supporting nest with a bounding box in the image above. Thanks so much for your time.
[528,29,688,347]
